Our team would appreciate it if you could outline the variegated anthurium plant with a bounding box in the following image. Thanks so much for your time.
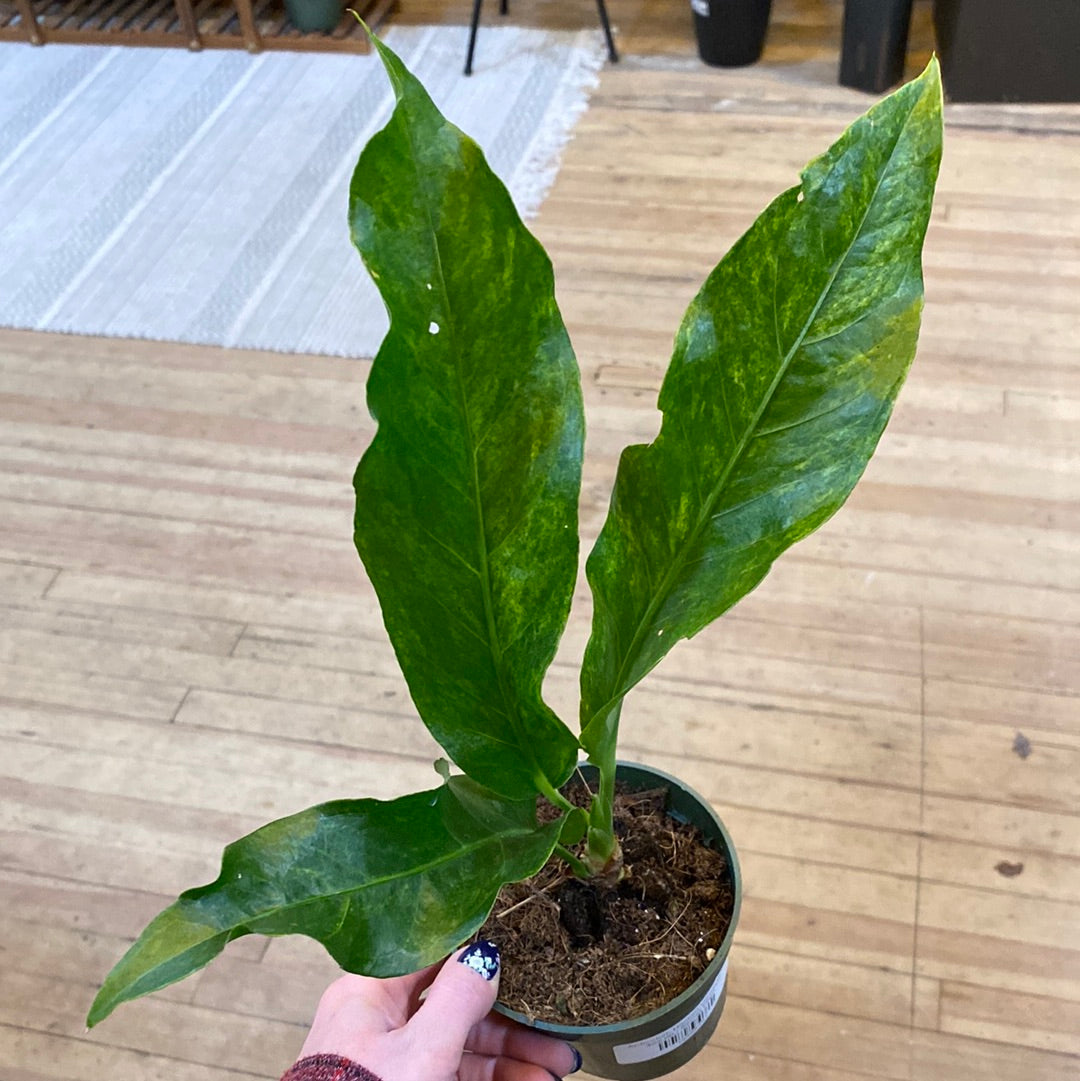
[87,38,943,1026]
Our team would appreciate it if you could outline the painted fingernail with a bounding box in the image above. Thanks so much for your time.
[568,1045,583,1074]
[458,939,500,981]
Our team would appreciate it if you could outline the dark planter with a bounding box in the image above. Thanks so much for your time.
[494,762,741,1081]
[284,0,343,33]
[839,0,914,94]
[932,0,1080,102]
[690,0,772,67]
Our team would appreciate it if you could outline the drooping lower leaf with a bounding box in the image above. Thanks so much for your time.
[580,61,944,751]
[348,36,584,801]
[86,777,563,1027]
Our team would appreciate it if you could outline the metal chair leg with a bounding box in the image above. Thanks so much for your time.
[467,0,616,74]
[465,0,483,74]
[595,0,618,62]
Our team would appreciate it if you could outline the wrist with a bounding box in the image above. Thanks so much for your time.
[281,1053,385,1081]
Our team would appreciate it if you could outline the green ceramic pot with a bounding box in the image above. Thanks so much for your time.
[494,761,741,1081]
[284,0,343,33]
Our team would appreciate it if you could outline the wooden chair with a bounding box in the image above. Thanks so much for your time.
[464,0,618,75]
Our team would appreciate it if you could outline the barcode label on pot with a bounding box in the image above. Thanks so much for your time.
[612,960,728,1065]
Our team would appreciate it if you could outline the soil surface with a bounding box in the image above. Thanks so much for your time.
[478,778,735,1026]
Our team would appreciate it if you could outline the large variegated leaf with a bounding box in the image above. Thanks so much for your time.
[349,35,583,800]
[86,777,563,1027]
[580,61,943,750]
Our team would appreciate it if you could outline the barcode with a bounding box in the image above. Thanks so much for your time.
[612,960,728,1065]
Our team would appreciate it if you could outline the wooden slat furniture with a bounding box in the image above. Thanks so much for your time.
[0,0,396,51]
[10,0,43,40]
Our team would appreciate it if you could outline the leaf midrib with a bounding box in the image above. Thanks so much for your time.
[393,85,549,787]
[585,100,919,737]
[230,822,547,924]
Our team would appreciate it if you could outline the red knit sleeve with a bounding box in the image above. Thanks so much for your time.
[280,1053,384,1081]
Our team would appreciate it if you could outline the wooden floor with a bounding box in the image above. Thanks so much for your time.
[2,2,1079,1079]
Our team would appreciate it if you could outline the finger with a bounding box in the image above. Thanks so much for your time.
[459,1051,569,1081]
[315,966,439,1033]
[406,941,501,1055]
[466,1013,581,1078]
[401,959,443,1015]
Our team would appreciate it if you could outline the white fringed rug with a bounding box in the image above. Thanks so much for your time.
[0,26,604,357]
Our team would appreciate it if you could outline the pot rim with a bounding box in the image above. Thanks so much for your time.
[492,759,741,1037]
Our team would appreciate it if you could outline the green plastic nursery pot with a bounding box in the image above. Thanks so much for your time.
[495,762,741,1081]
[283,0,343,32]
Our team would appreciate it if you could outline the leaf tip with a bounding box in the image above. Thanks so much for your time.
[85,988,112,1029]
[361,23,409,98]
[907,54,943,124]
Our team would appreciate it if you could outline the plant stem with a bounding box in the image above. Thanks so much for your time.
[536,775,576,815]
[584,701,623,874]
[553,844,591,879]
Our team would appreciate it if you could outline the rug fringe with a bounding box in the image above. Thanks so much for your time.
[512,29,607,220]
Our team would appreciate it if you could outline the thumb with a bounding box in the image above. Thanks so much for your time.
[407,940,500,1053]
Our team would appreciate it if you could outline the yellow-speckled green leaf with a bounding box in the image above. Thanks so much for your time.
[580,61,944,751]
[87,777,563,1027]
[349,36,582,800]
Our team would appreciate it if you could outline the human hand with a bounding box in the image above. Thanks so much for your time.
[293,941,582,1081]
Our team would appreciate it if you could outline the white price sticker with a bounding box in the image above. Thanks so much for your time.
[612,960,728,1065]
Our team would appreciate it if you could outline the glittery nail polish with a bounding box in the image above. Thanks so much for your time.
[458,939,500,981]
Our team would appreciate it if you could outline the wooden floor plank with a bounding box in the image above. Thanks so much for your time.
[711,996,916,1079]
[47,570,376,635]
[1,972,305,1076]
[2,0,1078,1078]
[1,710,439,814]
[938,982,1080,1055]
[191,948,339,1028]
[911,1027,1080,1081]
[921,835,1080,905]
[0,598,245,655]
[0,1024,259,1081]
[923,718,1080,813]
[923,794,1080,860]
[645,748,920,832]
[0,560,59,599]
[731,946,914,1027]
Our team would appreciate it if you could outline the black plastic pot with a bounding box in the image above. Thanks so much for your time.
[690,0,772,68]
[839,0,913,93]
[494,762,741,1081]
[284,0,343,33]
[932,0,1080,102]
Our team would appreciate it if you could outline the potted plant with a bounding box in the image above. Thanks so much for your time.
[85,35,943,1081]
